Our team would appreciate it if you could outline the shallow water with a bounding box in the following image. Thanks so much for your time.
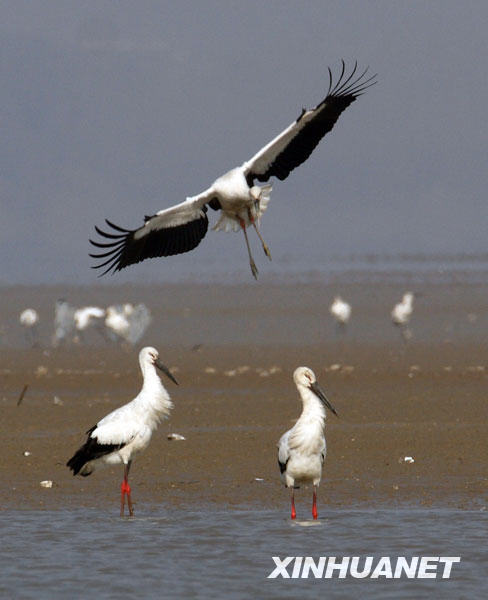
[1,507,485,599]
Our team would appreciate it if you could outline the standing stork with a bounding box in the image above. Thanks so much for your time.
[391,292,415,342]
[19,308,40,346]
[66,347,178,517]
[90,61,376,279]
[329,296,351,333]
[278,367,338,520]
[73,306,106,343]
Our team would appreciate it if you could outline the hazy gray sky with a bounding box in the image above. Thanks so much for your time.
[1,1,487,284]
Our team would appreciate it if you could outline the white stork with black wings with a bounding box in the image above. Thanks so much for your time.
[90,61,376,279]
[67,346,178,517]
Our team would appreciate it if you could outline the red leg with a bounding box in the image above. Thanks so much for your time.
[312,485,318,520]
[126,484,134,517]
[120,480,127,517]
[290,487,296,520]
[120,462,134,517]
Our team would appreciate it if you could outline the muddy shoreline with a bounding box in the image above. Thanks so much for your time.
[1,281,487,513]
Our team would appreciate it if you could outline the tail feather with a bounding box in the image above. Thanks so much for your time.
[212,213,240,232]
[212,184,273,232]
[66,448,92,476]
[67,428,125,476]
[257,184,273,216]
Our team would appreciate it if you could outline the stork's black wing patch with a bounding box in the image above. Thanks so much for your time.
[89,212,209,276]
[248,61,376,185]
[66,425,126,476]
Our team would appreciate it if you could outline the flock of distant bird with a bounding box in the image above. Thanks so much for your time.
[18,300,151,347]
[18,290,416,349]
[40,62,382,519]
[329,291,416,341]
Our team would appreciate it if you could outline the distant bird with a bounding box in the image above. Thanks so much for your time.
[19,308,39,346]
[278,367,338,520]
[105,303,151,345]
[74,306,105,331]
[329,296,351,332]
[123,303,152,345]
[104,305,131,341]
[19,308,38,327]
[67,347,178,516]
[52,299,76,346]
[391,292,415,342]
[74,306,106,342]
[90,61,376,279]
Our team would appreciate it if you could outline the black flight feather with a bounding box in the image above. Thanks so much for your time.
[247,60,376,185]
[66,425,126,476]
[90,212,209,276]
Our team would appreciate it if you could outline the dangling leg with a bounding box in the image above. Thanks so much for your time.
[239,218,258,279]
[247,209,272,261]
[290,486,296,520]
[120,461,134,517]
[312,485,318,520]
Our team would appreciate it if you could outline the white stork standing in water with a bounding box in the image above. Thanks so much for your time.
[278,367,338,520]
[66,347,178,517]
[90,61,376,279]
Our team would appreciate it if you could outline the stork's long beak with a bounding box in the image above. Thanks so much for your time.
[310,381,338,417]
[155,359,179,385]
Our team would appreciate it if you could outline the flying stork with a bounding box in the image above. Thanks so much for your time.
[90,61,376,279]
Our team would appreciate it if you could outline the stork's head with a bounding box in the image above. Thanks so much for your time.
[123,303,134,316]
[293,366,316,388]
[293,366,338,417]
[139,346,178,385]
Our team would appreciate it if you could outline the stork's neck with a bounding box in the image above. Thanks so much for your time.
[139,363,172,413]
[403,295,413,308]
[141,363,161,389]
[297,385,327,425]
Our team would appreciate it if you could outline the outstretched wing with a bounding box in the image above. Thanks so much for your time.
[243,61,376,186]
[90,192,213,275]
